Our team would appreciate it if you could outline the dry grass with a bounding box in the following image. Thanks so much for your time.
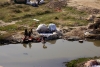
[0,0,90,33]
[0,0,8,2]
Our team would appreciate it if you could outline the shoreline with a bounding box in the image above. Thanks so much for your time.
[0,26,99,45]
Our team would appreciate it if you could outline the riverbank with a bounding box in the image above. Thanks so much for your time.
[1,0,99,44]
[0,26,87,44]
[0,0,100,67]
[1,23,100,45]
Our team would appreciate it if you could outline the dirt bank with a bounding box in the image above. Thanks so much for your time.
[0,20,18,26]
[0,26,88,44]
[68,0,100,14]
[68,0,100,9]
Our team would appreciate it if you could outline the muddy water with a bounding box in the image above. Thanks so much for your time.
[0,39,100,67]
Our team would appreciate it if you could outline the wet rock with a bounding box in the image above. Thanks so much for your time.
[78,40,84,43]
[67,38,74,41]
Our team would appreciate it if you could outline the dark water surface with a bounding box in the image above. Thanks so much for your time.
[0,39,100,67]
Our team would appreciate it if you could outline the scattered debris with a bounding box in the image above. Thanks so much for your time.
[33,19,40,22]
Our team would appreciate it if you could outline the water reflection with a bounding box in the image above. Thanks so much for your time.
[23,43,32,48]
[93,41,100,47]
[47,40,56,44]
[88,40,100,47]
[43,44,47,49]
[22,40,57,49]
[94,41,100,47]
[23,42,48,49]
[22,39,100,49]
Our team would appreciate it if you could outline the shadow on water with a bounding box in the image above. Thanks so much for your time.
[47,40,57,44]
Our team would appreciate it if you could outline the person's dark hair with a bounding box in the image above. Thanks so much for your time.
[24,29,28,36]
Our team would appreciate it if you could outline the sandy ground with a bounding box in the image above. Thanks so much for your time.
[68,0,100,9]
[0,20,18,26]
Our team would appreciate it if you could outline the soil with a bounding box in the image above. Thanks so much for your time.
[0,20,18,26]
[68,0,100,9]
[68,0,100,14]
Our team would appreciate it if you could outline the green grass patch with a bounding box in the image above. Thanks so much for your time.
[0,25,18,31]
[0,1,90,32]
[65,56,100,67]
[65,58,89,67]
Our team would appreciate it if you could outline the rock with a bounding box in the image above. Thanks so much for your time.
[78,40,84,43]
[56,30,63,36]
[94,18,100,24]
[96,14,100,18]
[47,34,59,40]
[65,26,87,39]
[86,15,95,21]
[87,23,95,29]
[67,38,74,41]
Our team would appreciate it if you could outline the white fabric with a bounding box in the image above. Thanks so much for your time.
[84,32,91,35]
[92,65,100,67]
[26,1,36,5]
[40,0,44,4]
[48,23,56,31]
[36,24,48,32]
[39,33,53,37]
[26,2,33,5]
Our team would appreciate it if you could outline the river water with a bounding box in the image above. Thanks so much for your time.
[0,39,100,67]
